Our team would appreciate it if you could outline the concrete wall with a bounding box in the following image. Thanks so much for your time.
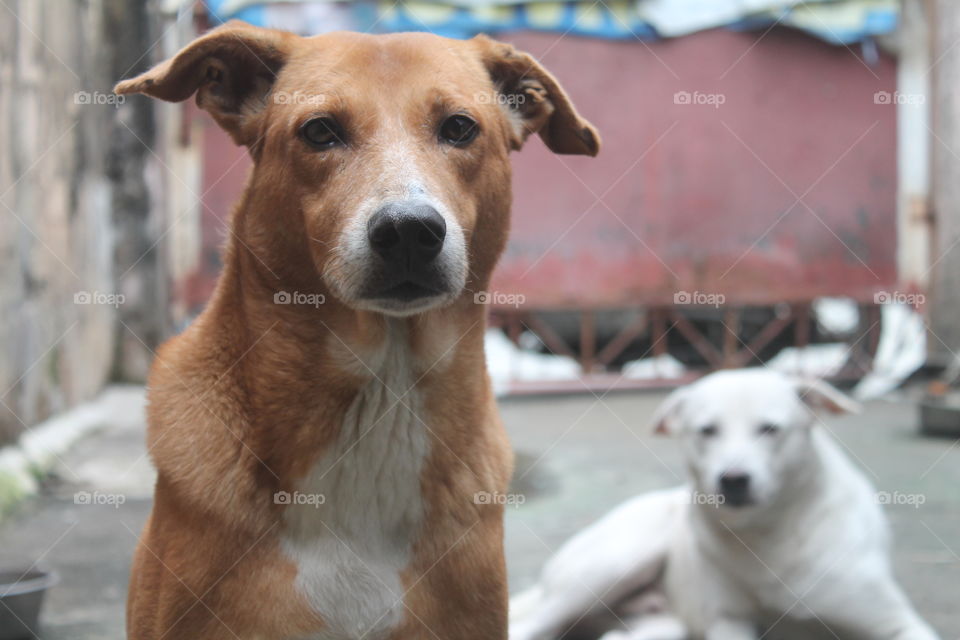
[930,0,960,366]
[0,0,164,445]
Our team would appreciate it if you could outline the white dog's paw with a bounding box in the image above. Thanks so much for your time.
[599,618,688,640]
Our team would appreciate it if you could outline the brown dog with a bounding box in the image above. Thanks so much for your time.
[115,21,598,639]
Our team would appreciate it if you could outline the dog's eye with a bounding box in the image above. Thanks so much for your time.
[300,117,345,149]
[758,423,780,436]
[699,424,718,438]
[439,114,479,147]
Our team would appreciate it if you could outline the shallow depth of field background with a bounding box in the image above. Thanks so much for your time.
[1,1,959,638]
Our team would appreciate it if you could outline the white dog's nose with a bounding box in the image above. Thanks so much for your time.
[719,471,752,506]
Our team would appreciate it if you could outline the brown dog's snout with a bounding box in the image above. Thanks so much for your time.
[367,203,447,269]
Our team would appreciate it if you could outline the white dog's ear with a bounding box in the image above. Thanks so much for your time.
[795,378,862,415]
[650,387,689,436]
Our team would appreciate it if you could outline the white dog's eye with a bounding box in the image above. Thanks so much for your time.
[698,424,718,438]
[758,423,780,436]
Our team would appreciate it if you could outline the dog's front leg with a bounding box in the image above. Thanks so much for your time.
[392,507,509,639]
[705,618,757,640]
[807,576,940,640]
[812,607,940,640]
[598,614,687,640]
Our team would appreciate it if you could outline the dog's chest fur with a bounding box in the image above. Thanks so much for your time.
[280,332,431,639]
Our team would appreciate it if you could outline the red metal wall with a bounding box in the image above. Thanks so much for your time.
[183,27,897,314]
[497,28,897,308]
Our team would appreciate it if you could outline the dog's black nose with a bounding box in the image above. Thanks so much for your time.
[719,472,752,506]
[367,203,446,269]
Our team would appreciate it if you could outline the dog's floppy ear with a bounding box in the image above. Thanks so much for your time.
[795,378,862,415]
[114,21,293,147]
[473,34,599,156]
[649,387,689,436]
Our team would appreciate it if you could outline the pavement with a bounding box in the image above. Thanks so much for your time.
[0,385,957,639]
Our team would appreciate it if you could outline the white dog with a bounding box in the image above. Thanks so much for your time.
[509,369,939,640]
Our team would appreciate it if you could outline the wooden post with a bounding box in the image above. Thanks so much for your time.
[579,311,596,374]
[897,0,933,289]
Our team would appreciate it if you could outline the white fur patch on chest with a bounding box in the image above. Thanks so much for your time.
[281,331,430,639]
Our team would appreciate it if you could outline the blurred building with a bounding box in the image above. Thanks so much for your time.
[184,0,913,392]
[4,0,960,440]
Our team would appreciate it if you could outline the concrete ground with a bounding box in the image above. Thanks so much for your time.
[0,386,957,639]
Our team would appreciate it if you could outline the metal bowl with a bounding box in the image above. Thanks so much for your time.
[0,569,57,640]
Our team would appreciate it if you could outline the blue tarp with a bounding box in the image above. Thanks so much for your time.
[206,0,898,44]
